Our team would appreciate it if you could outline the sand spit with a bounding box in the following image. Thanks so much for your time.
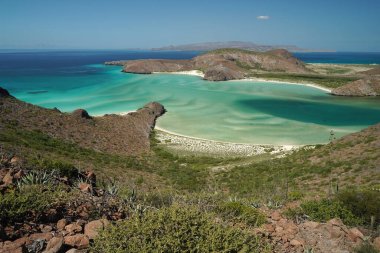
[152,70,331,93]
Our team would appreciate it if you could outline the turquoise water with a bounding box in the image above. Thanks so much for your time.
[5,64,380,145]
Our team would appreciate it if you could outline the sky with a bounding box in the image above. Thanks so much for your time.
[0,0,379,51]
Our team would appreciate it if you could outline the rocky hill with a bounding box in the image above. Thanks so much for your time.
[0,88,165,155]
[105,48,311,81]
[332,76,380,96]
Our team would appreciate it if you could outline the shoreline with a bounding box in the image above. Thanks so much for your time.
[154,127,301,156]
[98,110,303,156]
[152,70,332,93]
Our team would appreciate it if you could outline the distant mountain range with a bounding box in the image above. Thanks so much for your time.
[152,41,334,52]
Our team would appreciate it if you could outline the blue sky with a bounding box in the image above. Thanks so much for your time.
[1,0,379,51]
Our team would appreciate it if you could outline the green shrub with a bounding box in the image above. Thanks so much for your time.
[37,159,79,179]
[337,189,380,227]
[92,204,270,253]
[142,191,174,208]
[0,184,69,225]
[354,242,379,253]
[300,199,362,226]
[288,191,304,201]
[217,201,266,227]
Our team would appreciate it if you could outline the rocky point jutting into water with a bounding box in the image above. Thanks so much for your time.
[0,87,166,155]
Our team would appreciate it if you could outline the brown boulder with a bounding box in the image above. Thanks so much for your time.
[65,223,83,235]
[347,227,364,242]
[29,232,53,242]
[84,219,108,239]
[271,211,282,221]
[327,218,344,227]
[373,237,380,251]
[78,182,92,193]
[43,237,63,253]
[72,109,92,120]
[2,170,14,185]
[64,234,89,249]
[290,239,303,247]
[0,237,28,253]
[57,219,67,230]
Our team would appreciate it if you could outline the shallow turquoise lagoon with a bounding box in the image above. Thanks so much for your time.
[6,65,380,145]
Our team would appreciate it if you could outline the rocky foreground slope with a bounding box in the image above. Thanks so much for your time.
[106,48,311,81]
[0,87,165,155]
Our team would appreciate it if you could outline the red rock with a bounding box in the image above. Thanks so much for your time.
[347,227,364,242]
[327,218,344,227]
[84,220,106,239]
[290,239,303,247]
[262,223,275,233]
[43,237,63,253]
[271,211,282,221]
[328,225,344,239]
[10,156,21,165]
[0,247,24,253]
[2,170,13,185]
[29,232,53,241]
[41,225,53,233]
[65,223,82,234]
[78,182,92,193]
[57,219,67,230]
[275,226,284,232]
[13,170,24,179]
[303,221,320,229]
[64,234,89,249]
[373,237,380,251]
[0,237,28,253]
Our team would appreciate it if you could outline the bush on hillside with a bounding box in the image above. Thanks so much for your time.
[337,188,380,227]
[300,199,362,226]
[217,201,266,227]
[92,204,270,253]
[0,184,69,225]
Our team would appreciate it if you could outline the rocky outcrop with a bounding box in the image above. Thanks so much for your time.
[203,65,244,81]
[123,59,193,74]
[0,87,13,98]
[105,48,312,81]
[331,77,380,96]
[0,88,166,155]
[72,109,93,120]
[257,211,370,253]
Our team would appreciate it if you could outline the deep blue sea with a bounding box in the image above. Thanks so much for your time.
[294,52,380,64]
[1,50,380,144]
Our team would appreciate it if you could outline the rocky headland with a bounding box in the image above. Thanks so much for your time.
[0,87,166,155]
[105,48,311,81]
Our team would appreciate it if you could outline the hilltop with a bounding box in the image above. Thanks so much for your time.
[106,48,311,81]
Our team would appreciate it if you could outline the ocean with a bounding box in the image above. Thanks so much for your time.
[1,50,380,145]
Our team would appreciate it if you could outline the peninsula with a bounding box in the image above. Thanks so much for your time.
[106,48,380,96]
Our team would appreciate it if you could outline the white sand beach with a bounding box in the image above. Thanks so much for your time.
[153,70,332,93]
[154,127,300,156]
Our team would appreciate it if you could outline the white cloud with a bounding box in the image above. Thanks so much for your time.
[257,15,270,20]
